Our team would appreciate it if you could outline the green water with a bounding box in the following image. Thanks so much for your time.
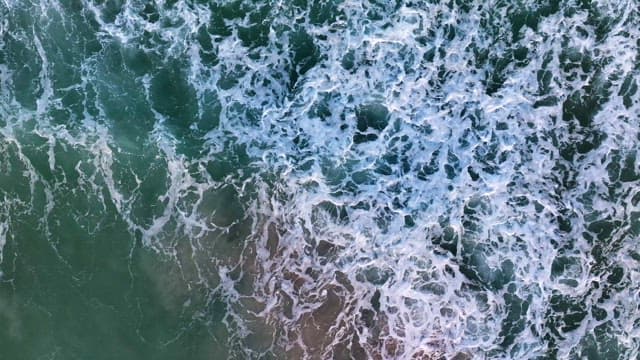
[0,134,230,358]
[0,2,239,358]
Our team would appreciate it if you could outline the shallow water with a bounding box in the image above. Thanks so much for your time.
[1,0,639,359]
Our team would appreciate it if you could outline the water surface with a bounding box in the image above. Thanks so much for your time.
[1,0,639,358]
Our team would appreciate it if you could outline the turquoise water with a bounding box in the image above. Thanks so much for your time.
[1,0,639,358]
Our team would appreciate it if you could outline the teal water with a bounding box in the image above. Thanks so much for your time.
[1,0,639,359]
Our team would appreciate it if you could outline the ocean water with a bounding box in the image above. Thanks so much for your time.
[0,0,639,359]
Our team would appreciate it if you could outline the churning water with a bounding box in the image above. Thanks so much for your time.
[0,0,639,359]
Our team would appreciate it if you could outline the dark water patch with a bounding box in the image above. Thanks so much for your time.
[575,322,625,359]
[499,293,530,348]
[356,102,389,132]
[150,64,198,129]
[547,294,588,335]
[288,29,320,89]
[237,4,272,49]
[309,0,343,25]
[618,73,638,108]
